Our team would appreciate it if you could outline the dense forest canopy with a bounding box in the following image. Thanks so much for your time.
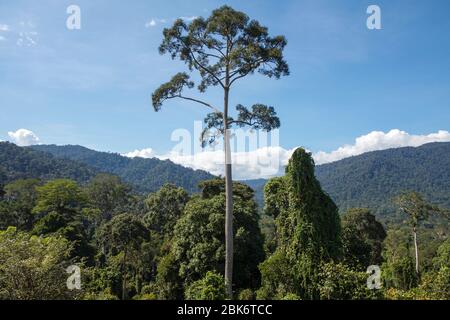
[0,142,448,300]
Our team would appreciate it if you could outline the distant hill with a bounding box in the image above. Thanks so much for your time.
[31,144,215,193]
[0,142,98,186]
[246,142,450,223]
[2,141,449,223]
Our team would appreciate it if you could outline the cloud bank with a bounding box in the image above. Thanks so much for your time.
[7,129,40,146]
[313,129,450,165]
[124,129,450,180]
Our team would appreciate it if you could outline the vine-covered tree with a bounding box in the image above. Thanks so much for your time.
[259,148,342,299]
[151,6,289,297]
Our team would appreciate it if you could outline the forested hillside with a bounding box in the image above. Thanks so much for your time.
[0,142,97,186]
[247,142,450,223]
[4,141,450,223]
[31,144,214,193]
[315,142,450,221]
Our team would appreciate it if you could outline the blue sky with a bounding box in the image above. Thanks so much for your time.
[1,0,450,178]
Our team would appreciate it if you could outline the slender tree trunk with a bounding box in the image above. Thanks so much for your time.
[413,226,419,275]
[122,248,127,300]
[224,84,234,299]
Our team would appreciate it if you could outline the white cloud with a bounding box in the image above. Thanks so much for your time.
[145,16,197,28]
[145,19,157,28]
[123,129,450,180]
[0,24,9,31]
[123,148,156,158]
[179,16,198,22]
[145,18,167,28]
[313,129,450,165]
[17,31,38,47]
[124,146,295,180]
[7,129,41,146]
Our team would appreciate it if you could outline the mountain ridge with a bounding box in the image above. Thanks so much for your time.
[245,142,450,223]
[1,141,449,223]
[30,144,215,194]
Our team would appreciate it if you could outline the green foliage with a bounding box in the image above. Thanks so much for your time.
[33,179,87,219]
[81,267,121,299]
[316,142,450,223]
[201,104,280,147]
[156,5,288,96]
[0,179,40,230]
[385,265,449,300]
[133,283,159,300]
[100,213,148,254]
[185,271,226,300]
[280,293,301,300]
[85,174,132,221]
[0,142,96,186]
[318,263,382,300]
[31,179,93,259]
[259,148,342,299]
[248,142,450,226]
[166,179,264,292]
[144,184,189,236]
[257,250,296,300]
[96,213,148,299]
[156,251,183,300]
[393,191,447,229]
[0,227,75,300]
[237,289,254,300]
[382,228,419,290]
[83,289,119,300]
[341,208,386,270]
[433,237,450,270]
[152,4,287,165]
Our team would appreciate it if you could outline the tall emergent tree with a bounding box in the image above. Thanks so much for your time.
[393,191,449,276]
[151,5,289,297]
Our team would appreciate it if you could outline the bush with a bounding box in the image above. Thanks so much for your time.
[238,289,254,300]
[318,263,382,300]
[185,271,226,300]
[133,293,158,300]
[83,289,119,300]
[281,293,301,300]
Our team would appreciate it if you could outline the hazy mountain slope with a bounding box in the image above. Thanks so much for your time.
[31,144,215,193]
[0,142,98,185]
[315,142,450,219]
[246,142,450,222]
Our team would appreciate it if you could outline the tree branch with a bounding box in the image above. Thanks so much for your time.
[166,95,222,114]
